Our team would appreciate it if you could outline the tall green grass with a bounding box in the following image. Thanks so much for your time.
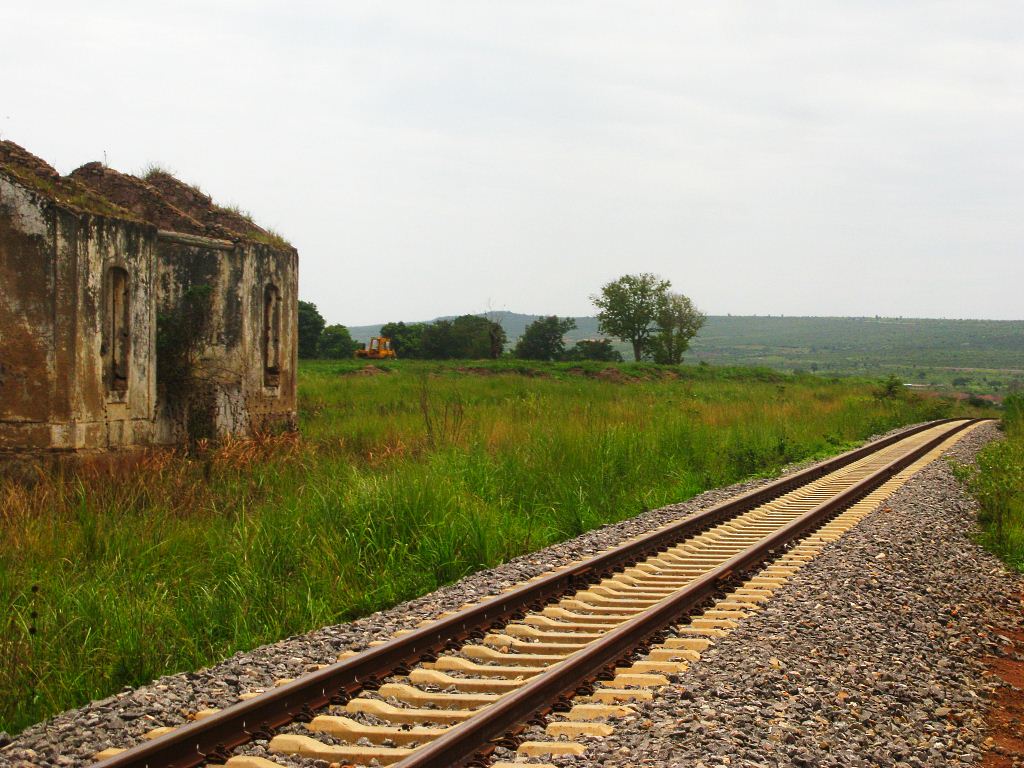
[0,361,972,732]
[955,393,1024,571]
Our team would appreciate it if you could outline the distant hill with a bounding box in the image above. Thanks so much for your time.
[347,313,1024,394]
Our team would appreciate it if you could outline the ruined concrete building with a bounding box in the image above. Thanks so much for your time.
[0,141,298,452]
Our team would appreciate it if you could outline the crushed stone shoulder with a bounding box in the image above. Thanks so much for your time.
[576,421,1021,767]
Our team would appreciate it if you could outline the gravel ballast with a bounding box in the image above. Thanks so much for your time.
[2,421,1015,767]
[578,421,1022,768]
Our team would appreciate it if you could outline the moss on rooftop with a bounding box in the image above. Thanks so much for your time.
[0,141,139,222]
[1,141,294,249]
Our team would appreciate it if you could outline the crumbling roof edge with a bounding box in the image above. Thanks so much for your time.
[143,171,295,250]
[69,162,217,240]
[1,140,296,250]
[0,163,146,225]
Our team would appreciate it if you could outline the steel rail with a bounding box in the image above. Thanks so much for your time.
[92,418,966,768]
[394,417,982,768]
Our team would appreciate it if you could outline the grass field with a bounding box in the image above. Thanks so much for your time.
[349,313,1024,395]
[0,360,979,733]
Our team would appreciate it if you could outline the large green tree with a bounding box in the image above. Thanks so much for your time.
[485,319,507,360]
[380,321,427,359]
[451,315,506,359]
[592,273,670,361]
[515,316,577,361]
[319,324,359,359]
[297,300,326,359]
[416,315,507,359]
[649,293,706,365]
[420,319,455,359]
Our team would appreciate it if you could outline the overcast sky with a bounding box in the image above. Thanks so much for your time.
[3,2,1022,323]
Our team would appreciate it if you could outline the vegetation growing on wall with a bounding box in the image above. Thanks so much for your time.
[155,284,216,444]
[0,143,136,220]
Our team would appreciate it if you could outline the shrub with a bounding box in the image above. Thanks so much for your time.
[561,339,624,362]
[954,394,1024,572]
[515,316,576,361]
[319,324,358,359]
[875,374,904,399]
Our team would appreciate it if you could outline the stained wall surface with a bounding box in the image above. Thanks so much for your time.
[0,172,157,450]
[153,234,298,443]
[0,143,298,453]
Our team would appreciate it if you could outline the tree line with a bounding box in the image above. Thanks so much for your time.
[298,272,705,364]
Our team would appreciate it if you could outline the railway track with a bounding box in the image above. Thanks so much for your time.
[93,418,985,768]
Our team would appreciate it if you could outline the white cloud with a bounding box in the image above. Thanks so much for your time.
[2,0,1021,322]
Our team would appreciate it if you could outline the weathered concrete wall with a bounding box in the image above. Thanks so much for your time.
[152,234,297,443]
[1,143,298,454]
[240,241,299,434]
[0,171,158,451]
[0,175,59,449]
[154,234,248,444]
[65,209,157,450]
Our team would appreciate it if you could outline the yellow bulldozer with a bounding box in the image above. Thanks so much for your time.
[354,336,397,360]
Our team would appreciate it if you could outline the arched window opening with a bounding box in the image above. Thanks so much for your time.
[104,266,130,394]
[263,284,281,386]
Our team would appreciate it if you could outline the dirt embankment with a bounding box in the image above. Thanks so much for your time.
[981,601,1024,766]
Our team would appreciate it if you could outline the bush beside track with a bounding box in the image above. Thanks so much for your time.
[956,393,1024,571]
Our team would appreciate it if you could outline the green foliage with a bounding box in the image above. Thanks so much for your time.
[649,293,706,365]
[347,314,1023,395]
[592,273,671,361]
[876,373,905,399]
[561,339,624,362]
[686,316,1024,395]
[319,324,358,359]
[248,227,293,251]
[0,361,978,732]
[954,417,1024,574]
[409,315,506,360]
[1005,392,1024,432]
[953,397,1024,572]
[515,316,577,361]
[380,321,427,358]
[419,319,453,358]
[592,275,704,363]
[452,315,506,359]
[1,163,134,220]
[297,301,326,359]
